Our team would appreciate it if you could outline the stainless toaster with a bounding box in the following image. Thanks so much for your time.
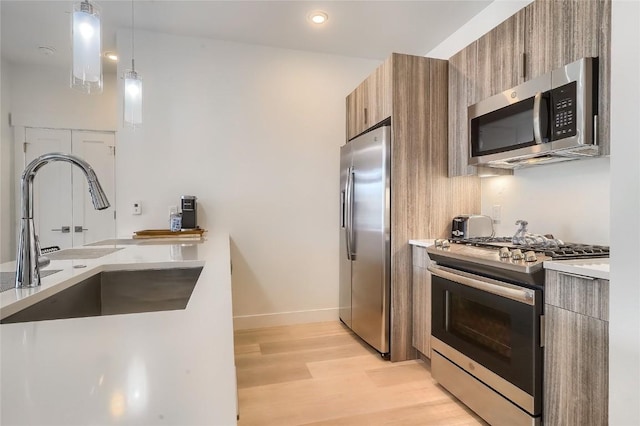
[451,215,494,239]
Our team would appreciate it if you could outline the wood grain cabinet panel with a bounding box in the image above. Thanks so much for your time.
[524,0,554,79]
[411,246,432,358]
[366,58,392,130]
[544,270,609,425]
[545,270,609,321]
[544,305,608,426]
[346,54,480,362]
[346,81,369,140]
[476,10,526,101]
[448,42,478,177]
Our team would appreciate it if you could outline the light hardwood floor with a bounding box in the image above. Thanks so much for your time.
[234,321,487,425]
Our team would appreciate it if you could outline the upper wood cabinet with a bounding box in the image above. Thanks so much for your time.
[476,10,526,101]
[448,42,478,177]
[448,0,611,176]
[346,58,391,140]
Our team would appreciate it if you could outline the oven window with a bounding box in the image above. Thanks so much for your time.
[448,292,512,361]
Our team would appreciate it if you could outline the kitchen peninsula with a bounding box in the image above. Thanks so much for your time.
[0,232,237,425]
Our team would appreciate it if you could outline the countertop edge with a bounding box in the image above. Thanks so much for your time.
[543,260,610,280]
[409,239,435,248]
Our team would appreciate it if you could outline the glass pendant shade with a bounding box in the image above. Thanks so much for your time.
[124,70,143,128]
[71,0,103,94]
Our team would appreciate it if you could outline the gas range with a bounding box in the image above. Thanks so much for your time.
[426,237,610,288]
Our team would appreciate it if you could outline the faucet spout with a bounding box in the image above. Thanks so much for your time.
[15,152,111,288]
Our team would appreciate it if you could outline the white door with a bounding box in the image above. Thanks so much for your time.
[71,131,116,246]
[24,128,73,249]
[23,128,116,249]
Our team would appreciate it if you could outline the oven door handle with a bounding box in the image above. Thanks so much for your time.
[427,265,536,306]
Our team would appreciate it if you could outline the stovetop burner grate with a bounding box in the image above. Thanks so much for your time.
[451,237,610,260]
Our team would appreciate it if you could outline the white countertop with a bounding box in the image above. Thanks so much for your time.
[0,233,237,425]
[544,258,610,280]
[408,239,435,248]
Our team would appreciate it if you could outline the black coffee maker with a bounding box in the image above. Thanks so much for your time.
[181,195,198,229]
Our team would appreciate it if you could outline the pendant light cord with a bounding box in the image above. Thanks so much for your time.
[131,0,135,71]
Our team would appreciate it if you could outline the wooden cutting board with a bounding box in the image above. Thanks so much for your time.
[133,229,206,239]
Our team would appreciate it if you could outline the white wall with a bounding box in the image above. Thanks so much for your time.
[0,62,117,262]
[609,1,640,423]
[481,158,609,244]
[0,59,14,262]
[7,63,117,131]
[115,30,379,329]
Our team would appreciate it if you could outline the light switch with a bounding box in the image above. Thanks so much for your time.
[132,201,142,215]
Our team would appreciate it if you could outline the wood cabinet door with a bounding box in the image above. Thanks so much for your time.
[366,59,392,129]
[551,0,600,70]
[524,0,554,80]
[346,80,368,141]
[411,247,431,358]
[476,10,526,101]
[544,305,608,425]
[448,42,478,177]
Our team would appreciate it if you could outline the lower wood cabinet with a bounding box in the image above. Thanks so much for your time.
[544,270,609,426]
[412,245,432,358]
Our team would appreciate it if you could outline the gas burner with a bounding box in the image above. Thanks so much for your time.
[451,237,610,260]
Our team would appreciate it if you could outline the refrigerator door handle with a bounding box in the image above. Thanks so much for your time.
[348,168,356,260]
[343,167,351,260]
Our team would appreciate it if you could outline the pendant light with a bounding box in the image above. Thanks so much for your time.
[124,0,142,128]
[71,0,103,94]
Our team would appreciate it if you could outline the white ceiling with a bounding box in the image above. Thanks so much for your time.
[1,0,492,73]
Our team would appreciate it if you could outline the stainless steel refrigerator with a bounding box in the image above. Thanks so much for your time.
[339,125,391,355]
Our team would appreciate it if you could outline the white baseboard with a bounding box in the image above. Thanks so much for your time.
[233,307,339,330]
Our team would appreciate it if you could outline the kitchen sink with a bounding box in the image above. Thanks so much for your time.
[1,267,203,324]
[45,247,124,260]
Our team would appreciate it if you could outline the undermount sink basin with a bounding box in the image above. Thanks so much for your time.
[45,247,124,260]
[1,267,203,324]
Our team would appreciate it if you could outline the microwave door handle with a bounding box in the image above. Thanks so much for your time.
[533,92,543,144]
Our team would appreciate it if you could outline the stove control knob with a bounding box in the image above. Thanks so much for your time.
[441,239,450,248]
[524,251,538,262]
[511,249,524,260]
[499,247,511,258]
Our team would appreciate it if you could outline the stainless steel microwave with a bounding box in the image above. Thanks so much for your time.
[468,57,598,169]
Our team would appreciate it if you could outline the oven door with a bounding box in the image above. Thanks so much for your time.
[429,264,543,415]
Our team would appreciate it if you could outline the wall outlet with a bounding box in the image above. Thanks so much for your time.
[492,205,501,224]
[132,201,142,215]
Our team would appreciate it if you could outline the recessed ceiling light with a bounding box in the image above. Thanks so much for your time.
[104,51,118,62]
[308,11,328,25]
[38,46,56,56]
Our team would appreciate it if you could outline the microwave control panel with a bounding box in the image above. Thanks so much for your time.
[551,82,577,140]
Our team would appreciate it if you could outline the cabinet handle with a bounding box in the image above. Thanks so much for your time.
[74,226,88,233]
[51,226,71,233]
[558,271,596,281]
[520,52,526,81]
[364,107,368,125]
